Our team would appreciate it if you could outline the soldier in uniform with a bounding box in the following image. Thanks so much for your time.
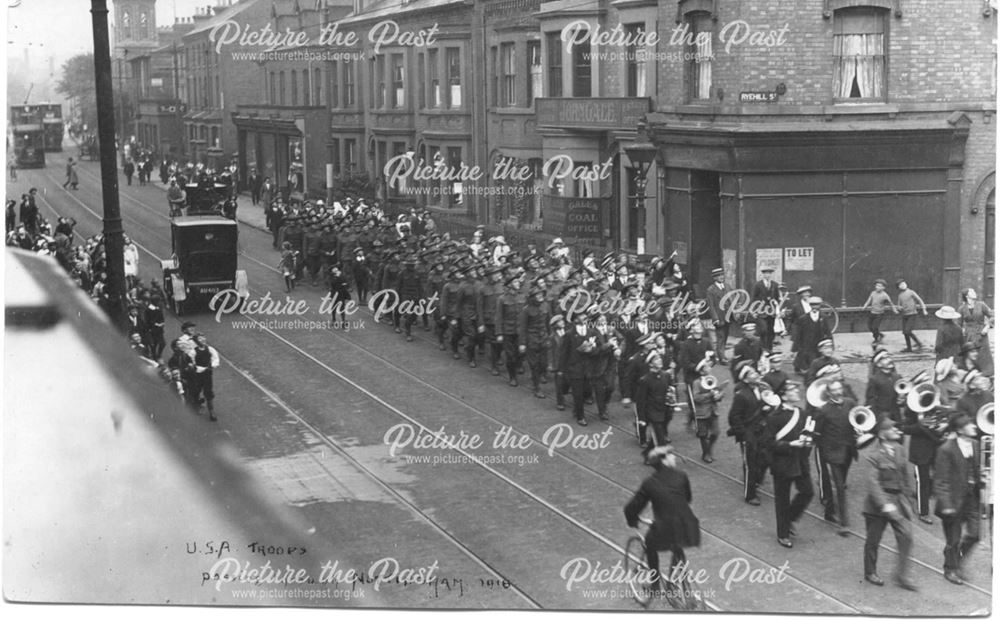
[764,381,816,548]
[477,266,504,374]
[548,314,569,411]
[496,275,524,386]
[518,286,550,398]
[457,266,481,366]
[862,418,917,590]
[440,266,464,355]
[396,257,423,341]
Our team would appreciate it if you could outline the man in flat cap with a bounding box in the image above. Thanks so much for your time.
[751,266,781,352]
[705,267,731,364]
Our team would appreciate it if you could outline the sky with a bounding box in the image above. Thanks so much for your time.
[5,0,226,105]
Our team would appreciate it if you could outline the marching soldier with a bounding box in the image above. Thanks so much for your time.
[862,418,917,590]
[441,267,463,356]
[477,266,505,375]
[397,257,423,341]
[496,275,525,386]
[518,286,550,398]
[548,314,569,411]
[457,266,481,366]
[764,381,816,548]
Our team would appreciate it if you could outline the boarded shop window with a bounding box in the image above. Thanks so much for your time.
[625,23,647,98]
[527,40,542,105]
[446,47,462,108]
[501,43,516,106]
[686,12,712,100]
[546,31,562,97]
[832,7,887,100]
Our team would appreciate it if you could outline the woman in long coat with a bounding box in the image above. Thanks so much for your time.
[958,288,993,375]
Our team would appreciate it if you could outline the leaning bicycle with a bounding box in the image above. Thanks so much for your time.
[623,516,705,610]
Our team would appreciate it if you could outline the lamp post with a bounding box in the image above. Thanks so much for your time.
[624,119,657,255]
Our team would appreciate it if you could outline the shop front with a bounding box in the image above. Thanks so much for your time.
[649,115,971,305]
[233,106,327,203]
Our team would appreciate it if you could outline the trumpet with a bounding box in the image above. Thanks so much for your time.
[894,370,932,396]
[700,375,731,391]
[850,406,877,448]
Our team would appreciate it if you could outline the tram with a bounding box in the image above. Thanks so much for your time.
[40,102,64,152]
[10,104,46,168]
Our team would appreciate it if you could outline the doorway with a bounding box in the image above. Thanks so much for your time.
[690,170,721,292]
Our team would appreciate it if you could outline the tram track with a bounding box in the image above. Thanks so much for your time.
[37,157,991,613]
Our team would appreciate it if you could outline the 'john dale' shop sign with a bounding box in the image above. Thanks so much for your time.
[542,196,605,242]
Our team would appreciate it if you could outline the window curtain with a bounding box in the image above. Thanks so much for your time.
[834,33,883,98]
[695,34,712,99]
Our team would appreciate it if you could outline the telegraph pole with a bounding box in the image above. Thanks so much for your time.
[90,0,128,332]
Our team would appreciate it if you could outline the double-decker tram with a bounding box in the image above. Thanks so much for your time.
[40,103,64,152]
[10,104,46,168]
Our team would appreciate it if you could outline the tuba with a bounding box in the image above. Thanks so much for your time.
[849,406,877,448]
[979,403,994,509]
[806,377,833,409]
[906,382,941,413]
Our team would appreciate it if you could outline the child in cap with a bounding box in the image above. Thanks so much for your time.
[861,278,894,344]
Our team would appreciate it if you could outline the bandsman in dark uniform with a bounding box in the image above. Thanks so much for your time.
[955,370,993,422]
[762,352,789,393]
[805,338,839,386]
[901,385,946,524]
[731,321,764,381]
[862,418,917,590]
[764,381,816,548]
[814,379,856,534]
[727,362,772,505]
[561,309,602,426]
[866,350,903,423]
[934,412,983,585]
[678,320,712,428]
[691,358,723,462]
[594,312,623,415]
[636,351,674,447]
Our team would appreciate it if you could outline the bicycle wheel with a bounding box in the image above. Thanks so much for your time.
[623,535,652,607]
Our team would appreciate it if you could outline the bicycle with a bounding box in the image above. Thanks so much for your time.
[623,516,705,610]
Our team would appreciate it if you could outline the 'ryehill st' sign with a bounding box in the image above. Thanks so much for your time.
[536,98,650,130]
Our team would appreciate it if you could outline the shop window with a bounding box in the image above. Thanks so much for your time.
[446,47,462,108]
[833,7,887,101]
[428,49,441,108]
[686,12,713,100]
[574,161,593,197]
[571,36,591,97]
[501,43,517,106]
[625,23,647,97]
[391,53,405,108]
[546,31,562,97]
[527,41,542,106]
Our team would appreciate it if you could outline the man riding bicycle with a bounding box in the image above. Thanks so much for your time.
[624,445,701,591]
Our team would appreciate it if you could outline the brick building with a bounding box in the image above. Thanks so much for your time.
[129,20,192,157]
[643,0,996,306]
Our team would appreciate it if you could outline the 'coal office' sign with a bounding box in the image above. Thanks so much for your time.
[543,196,604,241]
